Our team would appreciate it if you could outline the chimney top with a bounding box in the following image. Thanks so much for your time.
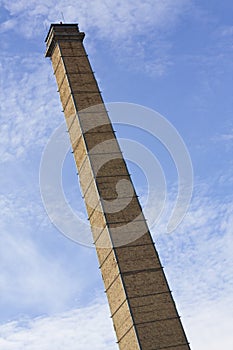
[45,23,84,58]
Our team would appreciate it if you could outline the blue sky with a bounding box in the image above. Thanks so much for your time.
[0,0,233,349]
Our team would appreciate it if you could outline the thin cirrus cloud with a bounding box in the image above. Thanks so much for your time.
[0,1,192,162]
[1,0,191,39]
[0,193,80,316]
[0,55,62,162]
[0,300,117,350]
[185,295,233,350]
[0,181,232,349]
[145,181,233,349]
[217,132,233,141]
[0,18,16,33]
[153,184,233,307]
[0,0,192,75]
[0,296,232,350]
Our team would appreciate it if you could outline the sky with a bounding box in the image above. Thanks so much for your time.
[0,0,233,349]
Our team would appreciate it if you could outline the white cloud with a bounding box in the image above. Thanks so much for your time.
[143,182,233,348]
[1,164,233,348]
[0,18,16,33]
[217,132,233,141]
[221,25,233,37]
[117,178,229,348]
[0,0,192,76]
[2,0,191,39]
[185,297,233,349]
[0,55,62,162]
[153,188,233,297]
[0,192,89,317]
[0,300,117,350]
[0,0,191,161]
[0,293,232,350]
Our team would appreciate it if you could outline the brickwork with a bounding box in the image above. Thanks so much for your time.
[45,23,191,350]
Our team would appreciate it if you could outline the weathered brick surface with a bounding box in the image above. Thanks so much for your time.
[111,300,133,340]
[115,243,161,272]
[45,23,191,350]
[130,292,178,322]
[95,226,113,251]
[100,249,119,289]
[91,156,128,177]
[137,318,188,350]
[96,174,134,200]
[118,327,140,350]
[106,274,127,314]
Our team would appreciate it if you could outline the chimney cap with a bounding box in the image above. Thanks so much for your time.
[45,23,79,43]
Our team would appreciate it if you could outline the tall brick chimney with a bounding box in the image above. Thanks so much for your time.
[45,23,191,350]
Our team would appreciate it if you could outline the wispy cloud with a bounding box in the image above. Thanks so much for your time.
[2,0,191,39]
[0,18,16,33]
[0,177,232,349]
[220,25,233,37]
[0,55,62,162]
[138,178,233,348]
[0,1,192,161]
[1,0,192,76]
[0,191,93,319]
[0,300,117,350]
[143,179,233,331]
[216,132,233,141]
[185,295,233,349]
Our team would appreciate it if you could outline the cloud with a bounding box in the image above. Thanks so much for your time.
[185,296,233,349]
[2,0,191,39]
[0,0,192,76]
[0,192,91,319]
[221,25,233,37]
[216,132,233,141]
[0,294,232,350]
[211,128,233,154]
[0,18,16,33]
[0,54,62,162]
[150,185,233,299]
[0,300,117,350]
[136,179,232,348]
[1,180,233,350]
[1,152,233,347]
[0,1,192,162]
